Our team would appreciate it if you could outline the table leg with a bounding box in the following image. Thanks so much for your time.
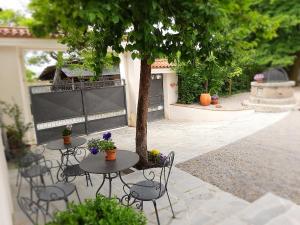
[56,150,65,181]
[96,174,106,197]
[108,173,112,198]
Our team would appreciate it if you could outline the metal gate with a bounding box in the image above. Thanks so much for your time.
[30,80,127,144]
[148,74,164,121]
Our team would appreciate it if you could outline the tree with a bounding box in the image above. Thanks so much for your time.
[0,9,32,26]
[29,0,238,167]
[254,0,300,81]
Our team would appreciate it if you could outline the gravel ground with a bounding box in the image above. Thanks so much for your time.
[177,110,300,204]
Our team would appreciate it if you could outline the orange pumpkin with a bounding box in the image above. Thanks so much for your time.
[199,93,211,106]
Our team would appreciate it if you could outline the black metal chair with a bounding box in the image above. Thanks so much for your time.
[20,160,82,215]
[17,156,54,200]
[16,146,46,187]
[33,181,81,213]
[121,151,176,225]
[58,146,93,186]
[17,196,52,225]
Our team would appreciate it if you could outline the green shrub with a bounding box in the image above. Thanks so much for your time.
[47,195,147,225]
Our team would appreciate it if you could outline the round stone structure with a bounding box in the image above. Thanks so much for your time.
[244,81,296,112]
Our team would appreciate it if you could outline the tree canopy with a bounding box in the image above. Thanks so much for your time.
[0,9,32,26]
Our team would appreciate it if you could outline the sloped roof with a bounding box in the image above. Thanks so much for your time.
[39,65,120,80]
[151,59,171,69]
[0,26,32,38]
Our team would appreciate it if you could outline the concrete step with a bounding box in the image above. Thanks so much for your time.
[265,205,300,225]
[243,100,297,112]
[217,193,294,225]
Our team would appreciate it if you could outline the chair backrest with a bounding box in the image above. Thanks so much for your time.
[142,151,175,196]
[17,196,52,225]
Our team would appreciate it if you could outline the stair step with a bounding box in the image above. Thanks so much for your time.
[217,193,295,225]
[265,205,300,225]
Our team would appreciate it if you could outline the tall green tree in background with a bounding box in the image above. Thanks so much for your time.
[255,0,300,81]
[29,0,235,166]
[0,9,32,26]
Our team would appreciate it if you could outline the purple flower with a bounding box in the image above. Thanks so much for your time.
[103,132,112,141]
[90,147,99,155]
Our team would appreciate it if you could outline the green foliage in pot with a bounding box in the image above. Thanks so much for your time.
[62,125,72,136]
[0,101,31,157]
[46,195,147,225]
[98,140,116,152]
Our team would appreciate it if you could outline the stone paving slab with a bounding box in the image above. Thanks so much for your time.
[9,111,289,224]
[10,166,249,225]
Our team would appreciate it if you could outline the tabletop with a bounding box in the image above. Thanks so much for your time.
[80,150,139,174]
[46,137,87,150]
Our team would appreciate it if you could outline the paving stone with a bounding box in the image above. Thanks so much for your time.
[236,193,293,225]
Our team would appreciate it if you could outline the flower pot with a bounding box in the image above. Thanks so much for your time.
[199,93,211,106]
[63,135,71,145]
[211,99,219,105]
[105,149,116,161]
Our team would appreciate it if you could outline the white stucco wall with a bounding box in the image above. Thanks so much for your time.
[120,52,141,127]
[0,46,35,142]
[0,130,13,225]
[162,72,178,119]
[0,38,67,144]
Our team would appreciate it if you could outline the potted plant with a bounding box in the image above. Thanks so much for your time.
[62,125,72,144]
[199,79,211,106]
[87,138,100,155]
[99,132,117,161]
[0,101,32,158]
[211,94,219,105]
[254,73,264,83]
[147,149,168,167]
[47,195,147,225]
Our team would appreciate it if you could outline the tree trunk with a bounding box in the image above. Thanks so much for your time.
[136,57,152,168]
[289,52,300,84]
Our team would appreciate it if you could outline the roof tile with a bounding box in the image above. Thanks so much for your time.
[0,26,32,38]
[152,59,171,69]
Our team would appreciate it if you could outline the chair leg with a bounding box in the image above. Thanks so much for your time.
[64,198,69,208]
[140,201,143,211]
[49,171,54,184]
[16,170,20,187]
[152,200,160,225]
[88,173,93,187]
[75,187,81,203]
[166,189,175,218]
[17,176,22,197]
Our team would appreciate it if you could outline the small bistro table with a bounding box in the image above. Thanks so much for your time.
[80,150,139,198]
[46,137,87,181]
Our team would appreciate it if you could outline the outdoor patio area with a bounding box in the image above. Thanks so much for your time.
[9,110,299,225]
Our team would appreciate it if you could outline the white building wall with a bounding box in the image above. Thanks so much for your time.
[120,52,141,127]
[0,129,13,225]
[0,46,35,142]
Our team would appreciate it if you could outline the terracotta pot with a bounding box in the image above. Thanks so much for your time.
[211,99,218,105]
[63,135,71,145]
[199,93,211,106]
[105,149,116,161]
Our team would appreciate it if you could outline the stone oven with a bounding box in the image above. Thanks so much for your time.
[244,68,296,112]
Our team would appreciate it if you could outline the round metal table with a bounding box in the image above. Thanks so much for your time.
[80,150,139,198]
[46,137,87,181]
[46,137,86,151]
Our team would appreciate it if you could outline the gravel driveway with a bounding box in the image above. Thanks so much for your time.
[177,111,300,204]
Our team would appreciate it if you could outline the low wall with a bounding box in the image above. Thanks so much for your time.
[0,130,13,225]
[169,104,254,122]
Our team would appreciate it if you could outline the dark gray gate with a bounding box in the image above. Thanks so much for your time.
[148,74,164,121]
[30,80,127,144]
